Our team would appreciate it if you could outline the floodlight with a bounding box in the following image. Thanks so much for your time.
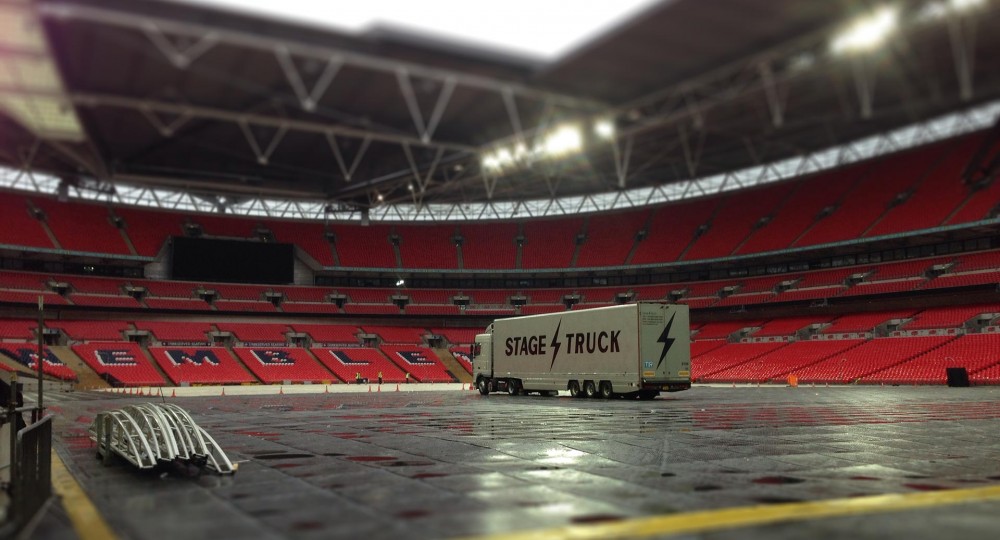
[594,119,615,139]
[951,0,985,11]
[481,155,500,171]
[831,6,899,55]
[543,124,583,156]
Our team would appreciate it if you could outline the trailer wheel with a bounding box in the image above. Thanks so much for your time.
[477,377,491,395]
[583,380,598,398]
[598,381,614,399]
[506,379,520,396]
[568,380,582,397]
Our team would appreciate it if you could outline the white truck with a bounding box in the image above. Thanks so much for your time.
[472,303,690,400]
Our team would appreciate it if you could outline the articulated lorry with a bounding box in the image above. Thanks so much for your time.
[472,302,690,399]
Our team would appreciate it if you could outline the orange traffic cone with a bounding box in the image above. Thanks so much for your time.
[324,385,329,394]
[279,386,284,395]
[171,389,176,398]
[395,384,399,392]
[221,387,226,396]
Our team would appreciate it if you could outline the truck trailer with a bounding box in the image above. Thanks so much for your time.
[472,302,690,399]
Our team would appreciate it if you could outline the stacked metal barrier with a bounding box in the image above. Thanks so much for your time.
[89,403,235,474]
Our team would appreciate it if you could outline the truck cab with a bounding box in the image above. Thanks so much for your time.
[472,326,493,394]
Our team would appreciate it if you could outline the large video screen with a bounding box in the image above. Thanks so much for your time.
[171,237,293,284]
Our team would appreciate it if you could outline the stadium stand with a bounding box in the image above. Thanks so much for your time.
[521,218,583,269]
[379,344,454,382]
[904,306,998,330]
[150,347,257,385]
[431,328,480,345]
[0,319,36,340]
[736,166,864,255]
[754,317,831,337]
[0,345,77,380]
[0,194,52,249]
[63,275,126,295]
[460,223,518,269]
[405,289,459,304]
[694,342,789,381]
[215,323,288,343]
[363,325,426,344]
[311,348,406,383]
[866,135,982,237]
[278,286,332,302]
[520,305,565,315]
[0,271,50,291]
[72,342,166,386]
[210,284,270,300]
[694,321,763,339]
[343,304,399,315]
[212,300,278,313]
[575,210,648,267]
[631,197,719,264]
[231,347,333,383]
[708,339,866,383]
[405,305,461,315]
[329,224,396,268]
[47,321,130,341]
[32,198,131,255]
[690,339,728,357]
[115,207,185,257]
[290,324,359,344]
[683,183,794,261]
[794,336,952,384]
[134,321,212,343]
[265,220,335,266]
[819,311,916,334]
[864,334,1000,384]
[794,144,950,247]
[281,302,341,314]
[68,295,144,309]
[397,224,459,269]
[143,298,213,311]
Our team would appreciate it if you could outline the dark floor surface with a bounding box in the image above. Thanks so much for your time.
[31,386,1000,539]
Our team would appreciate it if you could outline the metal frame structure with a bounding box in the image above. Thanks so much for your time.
[4,99,998,221]
[90,402,235,474]
[1,0,999,218]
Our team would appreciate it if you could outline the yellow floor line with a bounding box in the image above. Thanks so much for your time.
[467,484,1000,540]
[50,450,118,540]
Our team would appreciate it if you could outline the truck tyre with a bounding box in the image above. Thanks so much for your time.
[568,380,582,398]
[598,381,613,399]
[477,377,491,395]
[583,380,598,398]
[506,379,520,396]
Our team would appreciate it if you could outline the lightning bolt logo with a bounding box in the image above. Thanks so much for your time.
[656,313,676,370]
[549,318,563,370]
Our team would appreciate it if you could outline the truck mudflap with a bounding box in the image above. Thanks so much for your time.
[643,381,691,393]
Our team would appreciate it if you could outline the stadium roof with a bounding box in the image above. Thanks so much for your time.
[1,0,1000,218]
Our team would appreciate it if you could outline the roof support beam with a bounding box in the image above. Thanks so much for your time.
[850,58,875,120]
[947,15,977,102]
[758,61,785,128]
[275,48,343,112]
[39,2,602,111]
[70,92,476,153]
[326,133,371,182]
[141,24,218,69]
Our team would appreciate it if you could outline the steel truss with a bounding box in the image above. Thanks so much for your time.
[90,402,235,474]
[9,0,999,218]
